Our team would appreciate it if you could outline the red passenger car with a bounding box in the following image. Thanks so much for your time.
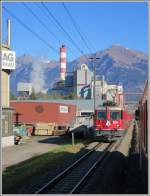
[94,105,133,141]
[136,80,148,159]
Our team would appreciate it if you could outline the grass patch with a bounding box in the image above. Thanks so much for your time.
[2,139,88,194]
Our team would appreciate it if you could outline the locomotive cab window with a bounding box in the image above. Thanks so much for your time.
[97,111,106,120]
[110,111,121,120]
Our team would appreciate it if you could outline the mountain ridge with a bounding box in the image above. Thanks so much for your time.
[10,44,148,95]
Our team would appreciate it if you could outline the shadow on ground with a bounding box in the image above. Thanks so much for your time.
[82,150,148,194]
[2,143,148,194]
[37,135,71,145]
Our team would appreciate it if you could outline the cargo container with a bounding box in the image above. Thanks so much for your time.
[34,123,56,136]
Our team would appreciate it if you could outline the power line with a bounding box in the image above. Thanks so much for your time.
[41,2,87,58]
[62,3,96,53]
[3,6,58,54]
[81,32,96,53]
[62,2,92,54]
[36,3,78,60]
[23,2,61,45]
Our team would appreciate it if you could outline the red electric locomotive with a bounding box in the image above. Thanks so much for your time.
[94,104,133,141]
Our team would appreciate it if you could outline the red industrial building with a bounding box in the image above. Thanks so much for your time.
[10,101,76,127]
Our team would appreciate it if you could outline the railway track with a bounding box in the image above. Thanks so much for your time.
[35,142,116,194]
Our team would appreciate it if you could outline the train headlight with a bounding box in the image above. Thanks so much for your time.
[116,124,120,128]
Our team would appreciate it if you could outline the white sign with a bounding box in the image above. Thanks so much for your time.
[106,120,111,127]
[2,50,16,70]
[59,105,68,113]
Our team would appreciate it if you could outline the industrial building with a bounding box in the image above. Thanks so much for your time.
[48,45,124,105]
[17,82,33,97]
[49,45,74,96]
[90,75,106,99]
[10,101,76,128]
[10,98,102,132]
[2,19,16,147]
[4,39,124,139]
[74,64,93,99]
[106,84,124,106]
[64,72,74,95]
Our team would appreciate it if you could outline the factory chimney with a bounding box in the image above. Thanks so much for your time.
[60,45,66,81]
[7,18,11,48]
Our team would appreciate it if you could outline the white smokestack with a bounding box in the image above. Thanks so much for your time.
[7,18,11,48]
[60,45,66,80]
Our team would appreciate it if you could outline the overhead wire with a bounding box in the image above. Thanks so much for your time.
[63,4,99,75]
[41,2,89,60]
[22,2,61,45]
[3,6,58,54]
[3,3,91,62]
[62,3,97,54]
[62,2,92,54]
[23,3,77,61]
[36,3,78,60]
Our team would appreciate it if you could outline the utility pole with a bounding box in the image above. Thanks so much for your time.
[89,57,100,112]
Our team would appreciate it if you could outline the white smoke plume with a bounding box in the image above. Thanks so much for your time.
[30,61,45,93]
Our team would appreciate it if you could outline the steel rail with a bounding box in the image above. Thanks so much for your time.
[69,142,115,194]
[35,142,102,194]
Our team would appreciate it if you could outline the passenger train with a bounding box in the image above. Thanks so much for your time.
[135,80,148,161]
[94,102,133,141]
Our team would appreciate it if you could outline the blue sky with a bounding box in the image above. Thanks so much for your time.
[2,2,148,61]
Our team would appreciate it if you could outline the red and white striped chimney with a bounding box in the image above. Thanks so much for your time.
[60,45,66,81]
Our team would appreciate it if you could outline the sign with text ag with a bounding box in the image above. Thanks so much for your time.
[2,50,16,70]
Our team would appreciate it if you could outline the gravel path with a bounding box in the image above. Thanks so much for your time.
[2,135,71,170]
